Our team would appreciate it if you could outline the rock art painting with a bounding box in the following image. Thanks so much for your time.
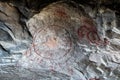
[1,0,120,80]
[54,6,70,18]
[19,1,107,80]
[33,25,73,60]
[78,16,109,45]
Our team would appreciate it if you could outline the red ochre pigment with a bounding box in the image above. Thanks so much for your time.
[78,25,109,45]
[78,16,109,45]
[89,77,100,80]
[78,25,99,44]
[32,25,73,60]
[54,7,69,18]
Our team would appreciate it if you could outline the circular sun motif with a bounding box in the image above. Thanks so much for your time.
[33,25,73,60]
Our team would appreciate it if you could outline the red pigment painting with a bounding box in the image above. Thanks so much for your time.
[78,17,109,45]
[77,25,101,45]
[54,6,70,18]
[32,25,73,60]
[89,77,100,80]
[22,24,74,72]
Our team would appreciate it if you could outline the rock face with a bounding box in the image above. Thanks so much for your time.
[0,0,120,80]
[0,2,32,65]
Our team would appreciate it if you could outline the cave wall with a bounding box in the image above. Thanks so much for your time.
[0,0,120,80]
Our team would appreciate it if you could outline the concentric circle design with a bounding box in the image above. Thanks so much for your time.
[33,25,73,60]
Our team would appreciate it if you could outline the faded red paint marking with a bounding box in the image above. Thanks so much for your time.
[80,17,97,31]
[89,77,100,80]
[22,25,72,69]
[78,25,108,45]
[77,25,100,44]
[33,25,73,60]
[87,30,101,45]
[78,16,109,45]
[54,7,69,18]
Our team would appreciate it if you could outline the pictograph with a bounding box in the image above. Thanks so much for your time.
[78,25,99,43]
[33,25,73,60]
[54,6,70,18]
[78,25,109,45]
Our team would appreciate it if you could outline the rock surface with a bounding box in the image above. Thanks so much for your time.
[0,0,120,80]
[0,2,32,65]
